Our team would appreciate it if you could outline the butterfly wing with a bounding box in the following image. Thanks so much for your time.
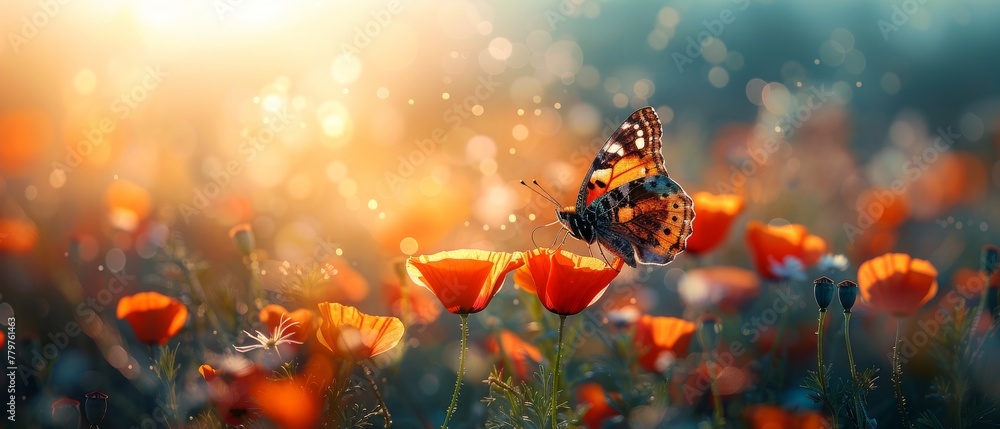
[585,175,694,267]
[575,107,666,212]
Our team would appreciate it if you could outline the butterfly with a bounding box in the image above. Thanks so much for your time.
[537,107,695,268]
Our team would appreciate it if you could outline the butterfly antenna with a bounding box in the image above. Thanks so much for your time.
[519,180,560,206]
[532,180,563,206]
[531,220,560,249]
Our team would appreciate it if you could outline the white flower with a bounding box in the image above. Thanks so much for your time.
[769,255,806,281]
[234,314,303,358]
[818,253,850,272]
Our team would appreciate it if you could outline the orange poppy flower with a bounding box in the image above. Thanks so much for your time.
[251,378,320,429]
[743,405,827,429]
[405,249,524,314]
[513,264,537,294]
[575,382,622,429]
[199,357,263,426]
[686,193,745,255]
[857,253,938,317]
[745,221,827,280]
[259,304,313,344]
[634,315,697,373]
[679,266,761,313]
[316,302,404,362]
[522,248,624,316]
[116,292,188,345]
[485,329,543,381]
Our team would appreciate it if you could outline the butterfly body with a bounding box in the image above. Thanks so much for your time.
[555,107,695,268]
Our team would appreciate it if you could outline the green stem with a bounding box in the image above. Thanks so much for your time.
[442,315,468,429]
[845,312,865,428]
[706,355,725,427]
[892,319,912,428]
[551,315,567,429]
[816,310,837,428]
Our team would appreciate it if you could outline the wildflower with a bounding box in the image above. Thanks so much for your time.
[485,329,544,382]
[521,248,623,316]
[746,221,826,280]
[813,276,835,311]
[116,292,188,345]
[234,313,304,358]
[818,253,849,273]
[199,355,262,426]
[228,223,255,257]
[258,304,313,343]
[315,302,404,362]
[634,315,697,373]
[838,280,859,312]
[679,266,760,313]
[575,382,622,429]
[857,253,938,317]
[406,249,523,314]
[512,264,536,293]
[686,192,745,255]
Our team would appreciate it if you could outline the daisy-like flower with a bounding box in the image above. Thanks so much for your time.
[768,255,806,281]
[818,253,849,273]
[234,314,304,358]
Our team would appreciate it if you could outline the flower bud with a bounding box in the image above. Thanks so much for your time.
[228,223,256,257]
[84,390,108,426]
[813,276,835,311]
[838,280,859,313]
[988,287,999,321]
[697,314,722,352]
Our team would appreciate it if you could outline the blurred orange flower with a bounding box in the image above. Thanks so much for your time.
[522,248,623,316]
[104,179,152,231]
[259,304,313,344]
[679,266,761,314]
[858,253,938,317]
[745,221,826,280]
[743,405,827,429]
[316,302,404,362]
[251,379,320,429]
[383,271,443,326]
[116,291,188,345]
[405,249,523,314]
[485,329,543,382]
[856,188,909,230]
[199,357,263,426]
[0,218,38,253]
[575,382,621,429]
[686,192,745,255]
[634,315,697,373]
[0,108,50,176]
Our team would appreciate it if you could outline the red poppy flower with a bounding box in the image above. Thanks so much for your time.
[686,192,745,255]
[745,221,826,280]
[513,264,536,294]
[575,382,622,429]
[522,248,624,316]
[485,329,543,381]
[858,253,938,317]
[259,304,313,344]
[199,357,263,426]
[116,292,188,345]
[316,302,404,362]
[405,249,524,314]
[634,315,697,373]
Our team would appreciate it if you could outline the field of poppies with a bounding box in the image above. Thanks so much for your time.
[2,0,1000,428]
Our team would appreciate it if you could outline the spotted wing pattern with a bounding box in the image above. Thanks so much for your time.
[576,107,665,211]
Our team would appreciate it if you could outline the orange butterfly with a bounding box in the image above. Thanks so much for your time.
[531,107,695,268]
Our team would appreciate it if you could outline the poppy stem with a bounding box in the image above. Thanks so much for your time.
[442,314,468,429]
[892,318,912,428]
[551,315,567,429]
[844,311,867,428]
[362,362,392,428]
[816,309,837,428]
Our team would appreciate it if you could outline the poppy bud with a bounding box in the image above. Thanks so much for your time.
[838,280,859,313]
[813,276,835,311]
[697,315,722,352]
[988,287,999,320]
[84,391,108,427]
[228,223,255,258]
[982,245,999,277]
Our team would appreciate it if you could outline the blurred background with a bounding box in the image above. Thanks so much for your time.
[1,0,999,427]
